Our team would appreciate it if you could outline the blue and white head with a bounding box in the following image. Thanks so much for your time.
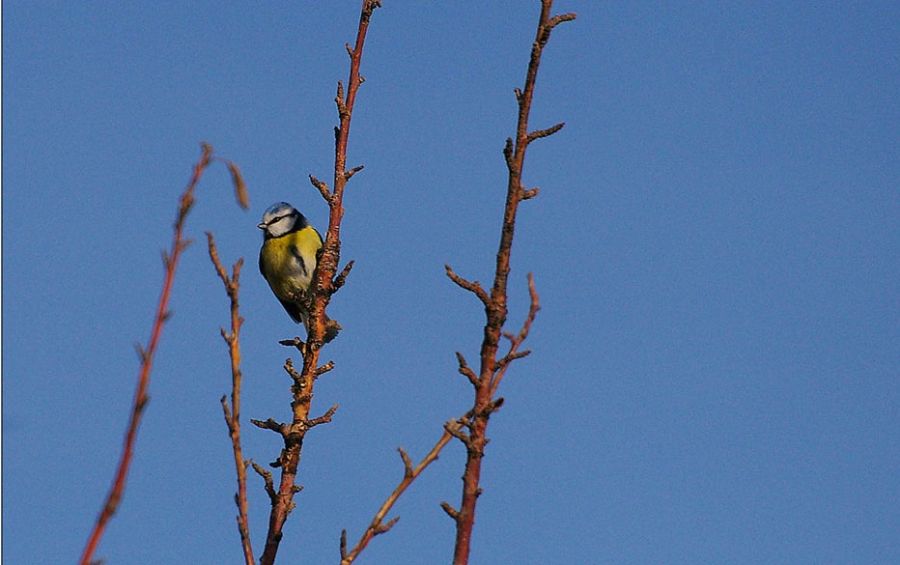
[258,202,306,239]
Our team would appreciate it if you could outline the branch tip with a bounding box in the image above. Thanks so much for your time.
[309,174,332,201]
[333,260,355,293]
[454,351,479,386]
[548,12,578,29]
[527,121,565,143]
[376,516,400,535]
[444,421,470,446]
[251,418,287,437]
[440,501,460,521]
[251,460,277,503]
[522,187,540,200]
[278,337,306,354]
[315,361,335,377]
[445,265,491,306]
[283,358,304,384]
[305,404,339,428]
[226,160,250,209]
[503,137,515,167]
[345,164,365,180]
[398,447,414,478]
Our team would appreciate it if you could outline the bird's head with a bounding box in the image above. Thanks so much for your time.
[258,202,305,238]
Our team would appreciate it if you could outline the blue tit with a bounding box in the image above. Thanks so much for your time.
[258,202,341,343]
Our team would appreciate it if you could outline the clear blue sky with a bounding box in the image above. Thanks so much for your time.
[5,2,899,563]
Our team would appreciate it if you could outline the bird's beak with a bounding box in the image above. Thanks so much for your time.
[257,222,267,230]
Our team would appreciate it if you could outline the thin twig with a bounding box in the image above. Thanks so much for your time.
[79,143,214,565]
[489,273,540,397]
[445,265,491,306]
[207,233,255,565]
[252,461,278,504]
[455,352,479,387]
[341,424,457,564]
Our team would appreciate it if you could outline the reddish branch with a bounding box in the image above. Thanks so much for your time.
[79,144,215,565]
[443,2,574,564]
[340,421,461,564]
[255,2,381,564]
[207,233,254,565]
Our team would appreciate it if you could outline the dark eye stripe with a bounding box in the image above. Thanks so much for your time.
[267,212,295,226]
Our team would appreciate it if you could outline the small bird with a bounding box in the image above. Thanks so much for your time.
[258,202,341,343]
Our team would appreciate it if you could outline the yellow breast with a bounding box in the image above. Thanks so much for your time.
[260,226,322,301]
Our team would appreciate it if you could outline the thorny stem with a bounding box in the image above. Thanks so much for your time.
[79,144,214,565]
[446,2,574,564]
[258,2,380,564]
[207,233,255,565]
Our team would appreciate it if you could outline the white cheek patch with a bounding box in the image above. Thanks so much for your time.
[267,215,296,238]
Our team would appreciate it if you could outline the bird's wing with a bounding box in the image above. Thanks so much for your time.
[288,244,309,277]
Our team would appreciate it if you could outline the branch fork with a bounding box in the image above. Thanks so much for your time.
[445,3,573,563]
[445,264,491,306]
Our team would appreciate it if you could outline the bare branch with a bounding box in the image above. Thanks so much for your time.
[221,395,233,422]
[304,404,339,429]
[547,12,577,29]
[398,447,414,479]
[251,461,277,504]
[251,418,287,437]
[445,264,491,306]
[345,164,365,180]
[333,260,355,293]
[522,187,540,200]
[261,2,379,562]
[283,358,304,385]
[315,361,335,377]
[225,160,250,210]
[134,343,148,364]
[80,143,219,565]
[455,351,479,387]
[490,274,540,396]
[503,137,515,169]
[444,420,471,447]
[207,234,254,563]
[526,121,565,143]
[341,426,454,564]
[497,349,532,370]
[278,337,307,354]
[441,501,460,521]
[309,174,332,202]
[450,2,571,562]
